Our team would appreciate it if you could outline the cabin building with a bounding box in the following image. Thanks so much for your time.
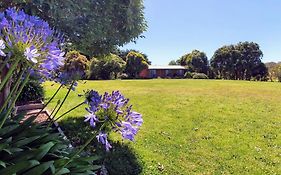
[139,65,187,78]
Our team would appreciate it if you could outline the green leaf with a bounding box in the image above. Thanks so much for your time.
[12,112,26,122]
[13,136,41,147]
[0,160,6,168]
[74,155,100,163]
[0,160,40,175]
[55,168,70,175]
[35,142,55,160]
[22,161,54,175]
[0,124,19,137]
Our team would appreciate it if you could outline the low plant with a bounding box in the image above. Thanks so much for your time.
[0,113,100,174]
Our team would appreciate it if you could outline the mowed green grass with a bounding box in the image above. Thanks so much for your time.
[44,79,281,175]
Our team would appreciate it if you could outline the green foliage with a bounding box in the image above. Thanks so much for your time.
[178,50,209,74]
[125,51,148,78]
[63,50,89,79]
[17,79,44,104]
[168,60,178,65]
[275,65,281,82]
[184,72,193,79]
[192,73,208,79]
[210,42,265,80]
[89,54,126,80]
[0,113,100,174]
[0,0,147,56]
[114,49,151,65]
[251,63,268,81]
[265,62,281,81]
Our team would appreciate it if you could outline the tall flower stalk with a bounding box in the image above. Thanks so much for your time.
[0,8,65,126]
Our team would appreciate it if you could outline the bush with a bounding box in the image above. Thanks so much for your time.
[125,51,148,78]
[184,72,193,79]
[17,79,44,104]
[192,73,209,79]
[89,54,126,80]
[63,50,90,79]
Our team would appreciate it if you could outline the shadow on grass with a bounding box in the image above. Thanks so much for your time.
[59,116,143,175]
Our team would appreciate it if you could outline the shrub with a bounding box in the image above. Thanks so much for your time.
[17,79,44,104]
[192,73,209,79]
[89,54,126,80]
[125,51,148,78]
[184,72,193,79]
[63,50,90,79]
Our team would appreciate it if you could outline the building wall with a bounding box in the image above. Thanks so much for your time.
[139,69,149,78]
[139,68,186,78]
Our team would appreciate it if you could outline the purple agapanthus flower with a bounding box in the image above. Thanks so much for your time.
[0,8,65,82]
[24,47,40,64]
[84,90,143,151]
[96,132,112,152]
[84,113,98,128]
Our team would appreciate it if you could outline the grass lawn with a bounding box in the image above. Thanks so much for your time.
[44,79,281,175]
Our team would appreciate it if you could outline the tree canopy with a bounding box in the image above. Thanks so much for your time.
[211,42,264,80]
[114,49,151,65]
[178,50,209,74]
[125,51,148,78]
[0,0,147,56]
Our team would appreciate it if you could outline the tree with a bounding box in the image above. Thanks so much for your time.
[210,42,265,80]
[235,42,263,80]
[1,0,147,56]
[89,54,125,80]
[265,62,280,81]
[125,51,148,78]
[178,50,209,74]
[251,63,268,81]
[168,60,178,65]
[210,45,241,79]
[114,49,151,65]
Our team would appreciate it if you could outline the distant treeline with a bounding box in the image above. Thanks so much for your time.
[169,41,270,81]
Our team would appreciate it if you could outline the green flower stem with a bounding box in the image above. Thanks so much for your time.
[51,81,75,121]
[0,71,31,128]
[0,58,20,91]
[49,101,85,126]
[54,131,97,175]
[0,67,26,114]
[49,100,61,120]
[35,84,63,118]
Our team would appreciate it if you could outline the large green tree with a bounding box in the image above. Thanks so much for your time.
[0,0,147,56]
[89,54,126,80]
[178,50,209,74]
[125,51,148,78]
[211,42,264,80]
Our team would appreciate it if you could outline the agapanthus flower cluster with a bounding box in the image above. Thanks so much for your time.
[0,8,65,82]
[84,90,143,151]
